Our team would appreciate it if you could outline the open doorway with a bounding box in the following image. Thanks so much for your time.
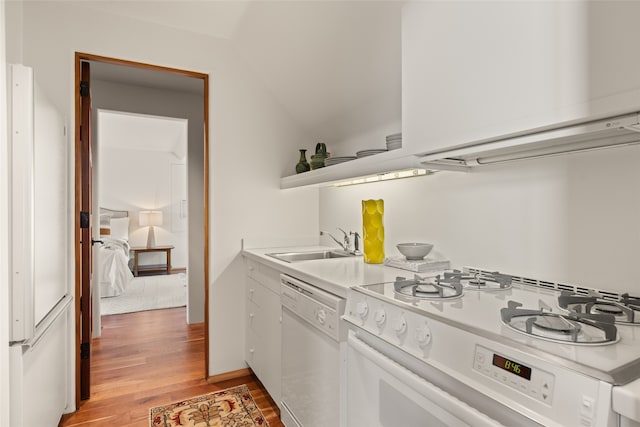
[95,110,189,317]
[73,52,209,405]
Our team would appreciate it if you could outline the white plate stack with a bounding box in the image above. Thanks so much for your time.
[386,132,402,150]
[324,156,356,166]
[356,149,388,158]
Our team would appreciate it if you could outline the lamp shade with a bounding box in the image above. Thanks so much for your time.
[139,210,163,227]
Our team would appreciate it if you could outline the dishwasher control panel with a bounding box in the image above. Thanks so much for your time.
[281,274,345,341]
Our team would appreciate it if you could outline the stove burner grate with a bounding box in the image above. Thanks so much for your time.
[558,291,639,325]
[454,270,512,291]
[393,274,463,300]
[501,300,618,345]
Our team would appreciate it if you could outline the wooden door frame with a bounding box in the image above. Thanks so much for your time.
[78,60,93,401]
[73,52,210,407]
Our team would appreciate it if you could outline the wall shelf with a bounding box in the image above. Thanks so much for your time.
[280,149,424,189]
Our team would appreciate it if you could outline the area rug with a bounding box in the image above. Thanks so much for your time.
[100,273,187,316]
[149,384,269,427]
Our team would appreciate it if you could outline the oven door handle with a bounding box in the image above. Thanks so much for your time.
[348,331,505,427]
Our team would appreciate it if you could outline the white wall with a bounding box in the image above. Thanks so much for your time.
[320,117,401,158]
[4,1,22,64]
[17,2,318,378]
[98,146,188,268]
[320,144,640,295]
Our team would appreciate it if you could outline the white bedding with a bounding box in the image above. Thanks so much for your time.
[98,237,133,297]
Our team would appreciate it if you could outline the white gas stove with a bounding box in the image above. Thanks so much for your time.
[343,267,640,427]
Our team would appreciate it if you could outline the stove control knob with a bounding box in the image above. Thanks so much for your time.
[394,316,407,336]
[374,309,387,327]
[415,325,432,348]
[316,309,327,325]
[355,302,369,319]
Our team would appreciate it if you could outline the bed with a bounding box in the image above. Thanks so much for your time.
[98,208,134,297]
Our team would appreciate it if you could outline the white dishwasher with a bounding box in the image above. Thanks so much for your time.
[280,274,346,427]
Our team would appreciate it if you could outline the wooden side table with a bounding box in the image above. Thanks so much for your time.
[130,245,174,277]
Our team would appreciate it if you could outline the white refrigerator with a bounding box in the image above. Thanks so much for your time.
[8,64,73,426]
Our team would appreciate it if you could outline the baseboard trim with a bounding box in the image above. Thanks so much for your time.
[249,371,281,419]
[207,368,251,384]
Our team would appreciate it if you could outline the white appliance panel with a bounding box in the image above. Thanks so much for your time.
[8,63,71,427]
[9,63,68,343]
[32,79,68,326]
[9,64,35,342]
[347,331,503,427]
[282,308,341,427]
[9,304,69,427]
[280,274,345,427]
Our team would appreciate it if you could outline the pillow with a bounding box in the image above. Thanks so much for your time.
[109,217,130,240]
[99,211,113,227]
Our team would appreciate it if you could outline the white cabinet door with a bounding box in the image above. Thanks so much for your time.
[402,1,640,156]
[244,262,282,406]
[256,287,282,406]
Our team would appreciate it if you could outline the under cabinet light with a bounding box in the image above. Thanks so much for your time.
[333,168,431,187]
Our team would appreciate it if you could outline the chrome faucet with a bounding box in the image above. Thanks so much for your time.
[320,228,362,255]
[320,228,349,251]
[350,231,362,255]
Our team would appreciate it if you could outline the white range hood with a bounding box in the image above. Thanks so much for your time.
[418,112,640,170]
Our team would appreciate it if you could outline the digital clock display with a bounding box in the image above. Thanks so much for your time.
[492,354,532,380]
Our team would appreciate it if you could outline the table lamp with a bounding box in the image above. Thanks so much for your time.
[139,210,163,248]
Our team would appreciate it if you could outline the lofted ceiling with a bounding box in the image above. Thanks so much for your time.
[97,110,188,158]
[91,61,204,95]
[85,1,403,145]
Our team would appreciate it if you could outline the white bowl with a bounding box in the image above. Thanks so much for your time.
[396,243,434,260]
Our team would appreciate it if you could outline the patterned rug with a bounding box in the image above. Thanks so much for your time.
[149,384,269,427]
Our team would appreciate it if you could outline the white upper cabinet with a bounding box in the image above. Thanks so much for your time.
[402,1,640,157]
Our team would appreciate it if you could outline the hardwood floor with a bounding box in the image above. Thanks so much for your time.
[60,307,283,427]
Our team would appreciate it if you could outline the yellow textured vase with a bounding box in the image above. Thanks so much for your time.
[362,199,385,264]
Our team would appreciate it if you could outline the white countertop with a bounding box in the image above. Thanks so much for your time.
[242,245,408,298]
[613,376,640,422]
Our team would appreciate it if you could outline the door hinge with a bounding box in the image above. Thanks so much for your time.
[80,80,89,98]
[80,343,90,359]
[80,211,89,229]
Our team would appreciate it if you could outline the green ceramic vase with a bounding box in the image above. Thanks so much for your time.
[295,149,310,173]
[310,143,327,170]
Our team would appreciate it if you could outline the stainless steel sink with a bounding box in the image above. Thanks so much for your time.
[266,250,355,263]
